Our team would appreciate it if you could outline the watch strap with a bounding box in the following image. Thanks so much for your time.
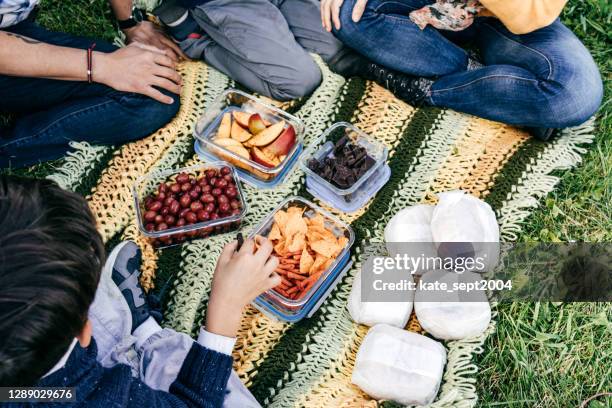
[118,8,144,30]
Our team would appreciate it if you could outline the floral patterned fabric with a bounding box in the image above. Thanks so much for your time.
[409,0,482,31]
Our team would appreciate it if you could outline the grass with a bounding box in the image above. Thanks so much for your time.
[11,0,612,406]
[476,2,612,407]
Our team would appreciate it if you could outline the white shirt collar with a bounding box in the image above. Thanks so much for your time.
[42,338,78,378]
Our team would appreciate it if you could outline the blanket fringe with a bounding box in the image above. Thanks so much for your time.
[47,141,109,191]
[498,118,596,241]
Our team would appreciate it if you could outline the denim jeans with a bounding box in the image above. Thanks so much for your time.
[0,18,180,169]
[333,0,603,128]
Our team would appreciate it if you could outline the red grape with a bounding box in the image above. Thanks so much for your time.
[165,215,176,225]
[179,195,191,208]
[169,200,180,215]
[170,183,181,194]
[185,211,198,224]
[201,194,215,203]
[144,210,157,222]
[179,208,190,219]
[190,201,204,212]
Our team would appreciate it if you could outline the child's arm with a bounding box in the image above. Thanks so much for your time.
[128,237,279,407]
[206,236,280,338]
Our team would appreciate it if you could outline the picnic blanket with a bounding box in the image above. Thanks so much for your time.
[44,59,595,407]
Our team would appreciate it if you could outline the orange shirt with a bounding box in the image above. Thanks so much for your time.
[479,0,568,34]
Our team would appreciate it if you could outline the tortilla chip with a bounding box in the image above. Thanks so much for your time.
[274,239,287,256]
[322,257,335,271]
[286,232,306,252]
[334,236,349,256]
[284,209,308,239]
[309,254,328,275]
[310,239,339,258]
[306,225,335,244]
[307,213,326,229]
[273,211,288,234]
[300,247,314,274]
[268,223,282,241]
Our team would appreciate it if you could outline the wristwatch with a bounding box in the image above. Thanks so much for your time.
[117,7,145,30]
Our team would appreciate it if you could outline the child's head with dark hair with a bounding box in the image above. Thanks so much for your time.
[0,175,105,386]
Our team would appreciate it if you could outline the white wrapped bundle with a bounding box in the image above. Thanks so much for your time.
[347,271,414,328]
[352,324,446,406]
[414,270,491,340]
[430,190,500,272]
[385,204,437,275]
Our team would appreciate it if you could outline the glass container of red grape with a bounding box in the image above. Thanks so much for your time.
[133,162,247,248]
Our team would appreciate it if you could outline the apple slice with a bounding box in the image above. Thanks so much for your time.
[217,112,231,138]
[214,137,243,148]
[245,121,285,147]
[231,120,253,143]
[248,113,267,135]
[251,147,277,168]
[262,124,296,156]
[232,111,251,128]
[225,144,250,159]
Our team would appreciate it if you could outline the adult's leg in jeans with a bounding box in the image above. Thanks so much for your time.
[0,21,180,168]
[333,0,470,77]
[185,0,321,100]
[428,18,603,128]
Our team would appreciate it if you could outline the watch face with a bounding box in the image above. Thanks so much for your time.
[133,8,144,23]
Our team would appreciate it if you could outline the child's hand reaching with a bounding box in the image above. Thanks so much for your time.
[206,236,280,338]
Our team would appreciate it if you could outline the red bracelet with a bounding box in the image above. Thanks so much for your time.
[87,43,96,83]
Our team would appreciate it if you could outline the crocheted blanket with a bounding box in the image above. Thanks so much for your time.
[44,60,594,407]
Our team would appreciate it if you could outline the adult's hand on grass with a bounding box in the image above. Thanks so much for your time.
[123,21,187,62]
[321,0,368,32]
[206,237,280,338]
[95,42,182,104]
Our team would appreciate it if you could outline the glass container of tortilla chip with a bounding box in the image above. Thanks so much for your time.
[193,89,305,188]
[133,162,248,249]
[250,196,355,322]
[301,122,390,212]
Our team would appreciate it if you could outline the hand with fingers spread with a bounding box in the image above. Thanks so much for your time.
[94,42,182,104]
[321,0,368,32]
[206,236,280,337]
[123,21,188,62]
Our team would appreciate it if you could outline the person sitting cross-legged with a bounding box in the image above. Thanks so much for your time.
[0,0,186,169]
[153,0,362,101]
[322,0,604,140]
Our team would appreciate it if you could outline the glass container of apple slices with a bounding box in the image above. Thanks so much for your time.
[194,89,305,188]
